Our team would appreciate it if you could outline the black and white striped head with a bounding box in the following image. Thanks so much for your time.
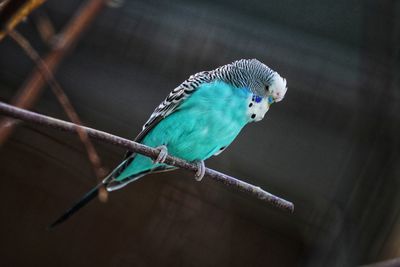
[215,59,287,102]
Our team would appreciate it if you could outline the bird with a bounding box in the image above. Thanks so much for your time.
[49,59,288,228]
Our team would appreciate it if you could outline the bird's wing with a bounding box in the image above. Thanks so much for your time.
[121,71,212,159]
[142,71,212,133]
[110,70,213,182]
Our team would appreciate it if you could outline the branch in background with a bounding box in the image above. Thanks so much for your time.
[0,0,107,145]
[0,0,46,41]
[361,258,400,267]
[32,10,55,45]
[0,101,295,213]
[9,30,109,201]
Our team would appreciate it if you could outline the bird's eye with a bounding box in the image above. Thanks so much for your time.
[265,85,270,92]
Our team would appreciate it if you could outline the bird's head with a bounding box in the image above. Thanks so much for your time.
[267,72,287,103]
[222,59,287,104]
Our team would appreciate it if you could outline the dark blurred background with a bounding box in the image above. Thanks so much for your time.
[0,0,399,266]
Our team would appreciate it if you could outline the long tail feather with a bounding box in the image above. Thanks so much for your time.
[48,156,171,229]
[48,182,104,229]
[48,159,132,229]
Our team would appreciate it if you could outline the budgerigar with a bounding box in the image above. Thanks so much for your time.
[50,59,288,228]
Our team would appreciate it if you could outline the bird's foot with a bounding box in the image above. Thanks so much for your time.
[193,160,205,181]
[154,145,168,164]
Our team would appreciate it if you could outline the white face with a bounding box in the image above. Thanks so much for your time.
[269,73,287,102]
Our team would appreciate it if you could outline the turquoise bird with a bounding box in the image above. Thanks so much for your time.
[50,59,287,228]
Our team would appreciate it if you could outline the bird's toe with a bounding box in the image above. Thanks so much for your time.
[154,145,168,164]
[194,160,205,181]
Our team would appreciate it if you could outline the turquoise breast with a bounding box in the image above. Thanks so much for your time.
[116,81,251,181]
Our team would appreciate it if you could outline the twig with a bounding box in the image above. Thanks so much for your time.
[361,258,400,267]
[0,0,107,145]
[0,101,295,213]
[33,10,55,45]
[9,30,108,201]
[0,0,46,41]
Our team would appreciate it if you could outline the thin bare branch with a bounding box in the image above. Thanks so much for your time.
[9,30,108,201]
[0,0,46,41]
[0,101,295,213]
[361,258,400,267]
[33,11,55,45]
[0,0,107,145]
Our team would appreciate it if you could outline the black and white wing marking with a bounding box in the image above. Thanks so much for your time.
[123,71,213,161]
[107,71,213,185]
[141,71,212,133]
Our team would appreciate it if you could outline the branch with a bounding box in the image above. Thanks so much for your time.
[0,0,107,144]
[0,101,294,213]
[0,0,46,41]
[9,30,109,201]
[361,258,400,267]
[32,10,56,45]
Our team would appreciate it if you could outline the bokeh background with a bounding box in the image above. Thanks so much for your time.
[0,0,399,266]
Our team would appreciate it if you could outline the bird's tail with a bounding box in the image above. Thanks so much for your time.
[48,159,133,229]
[48,154,174,229]
[48,181,105,229]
